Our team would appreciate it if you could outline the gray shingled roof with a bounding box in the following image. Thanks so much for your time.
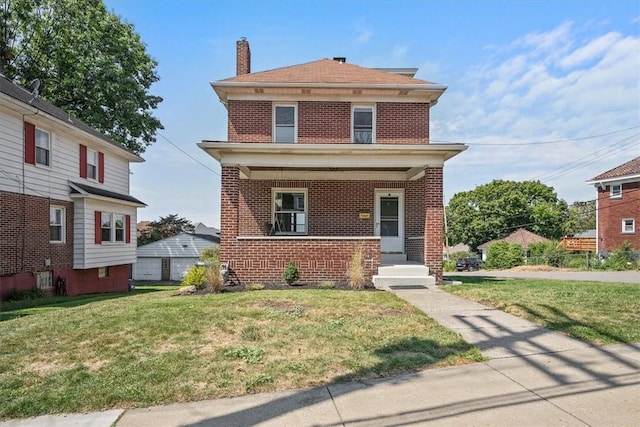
[70,181,146,205]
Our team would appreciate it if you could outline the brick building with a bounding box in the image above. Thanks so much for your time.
[0,75,145,300]
[199,39,467,286]
[587,156,640,254]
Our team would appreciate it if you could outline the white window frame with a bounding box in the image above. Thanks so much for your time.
[50,206,65,243]
[272,188,307,235]
[35,128,51,167]
[101,212,127,243]
[98,266,109,278]
[610,184,622,199]
[351,105,375,144]
[114,214,125,242]
[87,148,98,180]
[273,103,297,143]
[622,218,635,234]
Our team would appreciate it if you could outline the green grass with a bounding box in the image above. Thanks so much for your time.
[442,277,640,345]
[0,286,483,420]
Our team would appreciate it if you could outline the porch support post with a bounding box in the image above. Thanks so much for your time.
[424,166,443,284]
[220,165,240,262]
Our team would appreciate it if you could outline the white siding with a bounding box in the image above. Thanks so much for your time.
[134,258,162,281]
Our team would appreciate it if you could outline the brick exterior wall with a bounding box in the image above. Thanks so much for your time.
[0,190,73,276]
[226,100,430,144]
[424,167,444,283]
[228,100,272,142]
[377,103,429,144]
[596,181,640,252]
[227,238,380,285]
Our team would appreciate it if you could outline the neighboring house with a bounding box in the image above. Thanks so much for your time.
[0,75,145,300]
[199,39,467,286]
[133,232,220,281]
[586,156,640,254]
[478,228,549,261]
[443,243,470,260]
[194,222,220,238]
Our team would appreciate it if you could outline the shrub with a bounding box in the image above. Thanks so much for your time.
[442,260,456,272]
[283,261,299,285]
[200,246,220,262]
[347,244,365,290]
[205,263,222,293]
[7,288,45,301]
[181,266,207,289]
[448,251,472,261]
[600,242,639,271]
[486,241,525,269]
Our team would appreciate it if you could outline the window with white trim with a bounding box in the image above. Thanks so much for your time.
[115,214,125,242]
[101,213,127,243]
[87,149,98,179]
[101,213,112,242]
[274,104,297,143]
[273,189,307,234]
[50,206,65,243]
[610,184,622,198]
[35,128,51,166]
[352,105,374,144]
[622,219,635,234]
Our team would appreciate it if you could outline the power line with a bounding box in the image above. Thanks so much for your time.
[156,133,220,176]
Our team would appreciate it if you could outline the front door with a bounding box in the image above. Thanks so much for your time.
[161,258,170,281]
[375,191,404,253]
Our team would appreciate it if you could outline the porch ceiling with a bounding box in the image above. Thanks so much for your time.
[198,142,467,180]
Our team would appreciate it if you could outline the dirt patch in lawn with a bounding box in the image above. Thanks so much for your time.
[508,265,571,272]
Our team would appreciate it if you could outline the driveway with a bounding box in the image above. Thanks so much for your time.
[446,269,640,284]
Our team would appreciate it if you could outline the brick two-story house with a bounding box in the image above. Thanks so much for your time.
[0,75,145,299]
[199,39,466,286]
[587,156,640,254]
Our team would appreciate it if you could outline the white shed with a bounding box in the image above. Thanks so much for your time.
[133,232,219,281]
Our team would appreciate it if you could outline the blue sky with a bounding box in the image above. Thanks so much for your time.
[104,0,640,228]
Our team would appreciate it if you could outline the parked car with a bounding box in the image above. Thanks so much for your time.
[455,258,483,271]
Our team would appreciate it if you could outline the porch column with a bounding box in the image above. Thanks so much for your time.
[220,165,240,262]
[424,166,443,284]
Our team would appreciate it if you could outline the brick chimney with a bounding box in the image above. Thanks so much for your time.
[236,38,251,76]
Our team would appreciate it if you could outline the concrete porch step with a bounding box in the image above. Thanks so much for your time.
[372,264,434,289]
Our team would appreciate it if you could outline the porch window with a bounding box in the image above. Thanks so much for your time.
[274,104,296,143]
[352,106,374,144]
[273,189,307,234]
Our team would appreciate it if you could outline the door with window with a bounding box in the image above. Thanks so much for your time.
[161,258,171,281]
[374,191,404,253]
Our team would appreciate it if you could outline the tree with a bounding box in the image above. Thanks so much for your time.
[446,180,570,251]
[138,214,194,246]
[1,0,162,154]
[563,200,596,236]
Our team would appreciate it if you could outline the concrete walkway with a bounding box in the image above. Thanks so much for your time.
[3,286,639,426]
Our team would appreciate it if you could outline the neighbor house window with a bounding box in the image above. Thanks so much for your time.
[274,104,297,143]
[35,128,51,166]
[273,189,307,234]
[622,219,635,234]
[50,206,65,243]
[87,149,98,179]
[352,106,374,144]
[610,184,622,198]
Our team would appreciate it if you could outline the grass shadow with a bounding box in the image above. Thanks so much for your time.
[444,275,513,285]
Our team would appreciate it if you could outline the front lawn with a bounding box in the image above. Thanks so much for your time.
[442,277,640,345]
[0,286,483,420]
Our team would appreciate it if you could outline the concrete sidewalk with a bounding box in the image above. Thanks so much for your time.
[3,286,639,426]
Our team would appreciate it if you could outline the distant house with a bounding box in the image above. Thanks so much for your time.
[477,228,549,261]
[133,231,220,281]
[0,75,145,300]
[586,156,640,254]
[443,243,470,260]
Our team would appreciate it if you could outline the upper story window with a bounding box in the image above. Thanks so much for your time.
[87,149,98,180]
[352,106,374,144]
[35,128,51,166]
[50,206,65,243]
[273,189,307,235]
[610,184,622,199]
[622,219,635,234]
[274,104,296,143]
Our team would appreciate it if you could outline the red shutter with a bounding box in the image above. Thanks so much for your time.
[79,145,87,178]
[98,152,105,183]
[24,122,36,164]
[126,215,131,243]
[95,211,102,244]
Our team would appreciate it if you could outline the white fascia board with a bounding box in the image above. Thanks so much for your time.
[586,174,640,186]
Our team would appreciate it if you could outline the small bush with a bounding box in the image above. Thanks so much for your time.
[7,288,45,301]
[448,251,473,262]
[442,260,455,272]
[283,261,300,285]
[600,242,639,271]
[246,283,265,291]
[205,263,222,293]
[347,244,365,290]
[200,246,220,262]
[181,266,207,289]
[318,280,335,289]
[486,241,525,269]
